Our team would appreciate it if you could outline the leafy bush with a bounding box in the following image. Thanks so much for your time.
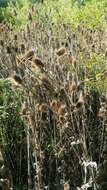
[0,79,27,189]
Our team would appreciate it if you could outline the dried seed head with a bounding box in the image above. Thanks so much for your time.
[32,57,44,69]
[59,115,65,124]
[41,75,53,91]
[12,74,23,84]
[38,103,47,113]
[56,47,66,56]
[50,99,59,112]
[58,105,66,116]
[23,49,34,60]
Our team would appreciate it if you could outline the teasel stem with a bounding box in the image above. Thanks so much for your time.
[27,123,31,190]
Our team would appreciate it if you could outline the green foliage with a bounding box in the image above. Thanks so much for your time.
[0,0,107,30]
[36,0,107,30]
[0,79,27,189]
[0,0,30,29]
[0,79,25,146]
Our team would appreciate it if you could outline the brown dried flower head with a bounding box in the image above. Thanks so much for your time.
[59,115,65,124]
[58,104,66,116]
[23,49,34,61]
[12,74,23,84]
[50,99,59,112]
[56,47,66,56]
[32,57,44,69]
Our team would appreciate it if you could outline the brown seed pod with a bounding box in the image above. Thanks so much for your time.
[58,105,66,116]
[56,47,66,56]
[32,57,44,69]
[23,49,34,60]
[59,115,65,124]
[50,99,59,112]
[41,75,54,92]
[12,74,23,84]
[37,103,47,113]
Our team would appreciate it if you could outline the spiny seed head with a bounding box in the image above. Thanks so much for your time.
[41,75,53,91]
[56,47,66,56]
[41,75,49,83]
[38,103,47,113]
[59,115,65,124]
[58,105,66,116]
[24,49,34,60]
[32,57,44,68]
[50,99,59,112]
[12,74,23,84]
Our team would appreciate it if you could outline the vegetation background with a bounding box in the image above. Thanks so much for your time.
[0,0,107,190]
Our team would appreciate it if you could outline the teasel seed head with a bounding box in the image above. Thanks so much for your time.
[41,75,54,92]
[23,49,34,60]
[50,99,59,113]
[56,47,66,56]
[37,103,47,113]
[58,104,66,116]
[12,73,23,84]
[59,115,65,124]
[32,57,44,69]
